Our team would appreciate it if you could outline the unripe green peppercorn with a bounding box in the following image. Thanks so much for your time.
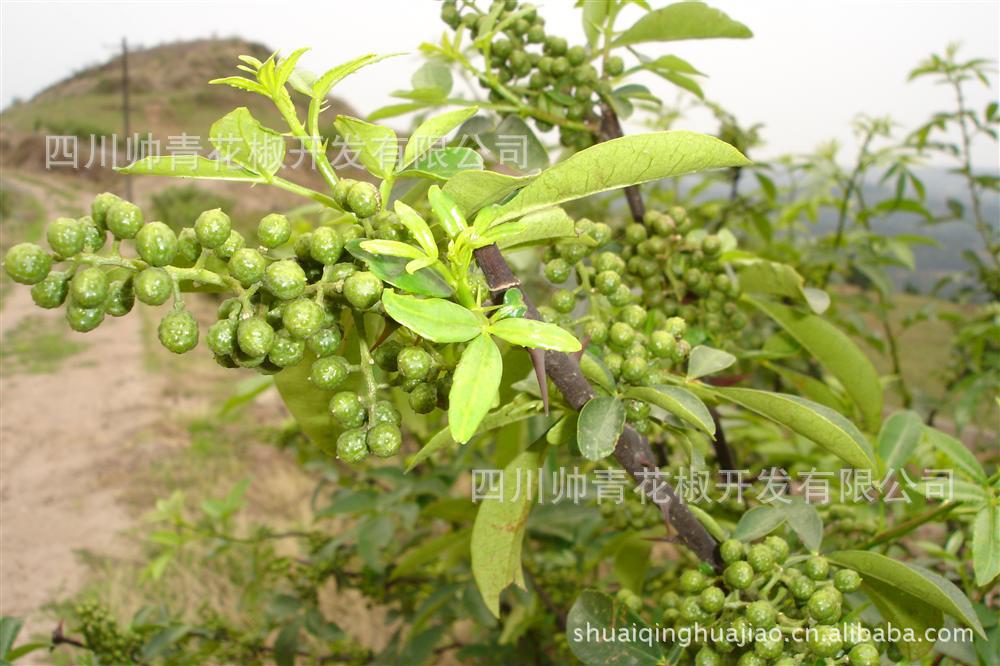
[343,271,383,310]
[834,568,862,593]
[719,539,744,564]
[310,355,349,390]
[207,318,238,356]
[264,259,307,301]
[789,575,816,601]
[336,427,368,463]
[282,298,324,339]
[329,391,366,428]
[106,201,143,239]
[268,332,305,368]
[807,588,842,623]
[91,192,121,229]
[173,228,200,267]
[724,561,753,590]
[848,643,880,666]
[237,317,275,358]
[745,600,776,629]
[608,321,635,348]
[227,248,266,287]
[747,544,775,574]
[194,209,232,248]
[698,586,725,614]
[257,213,291,248]
[213,230,245,261]
[31,272,69,309]
[595,270,620,295]
[584,320,607,344]
[409,382,437,414]
[307,326,342,358]
[4,243,52,285]
[134,267,173,305]
[604,55,624,76]
[158,310,198,353]
[105,279,134,317]
[66,303,105,332]
[310,226,343,265]
[47,217,85,258]
[70,267,109,308]
[544,258,571,283]
[621,355,648,383]
[347,182,380,218]
[398,346,432,380]
[367,423,402,458]
[679,569,707,593]
[135,221,178,267]
[763,535,789,563]
[805,556,830,580]
[807,624,844,658]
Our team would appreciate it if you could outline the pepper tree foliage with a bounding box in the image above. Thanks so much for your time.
[2,1,997,664]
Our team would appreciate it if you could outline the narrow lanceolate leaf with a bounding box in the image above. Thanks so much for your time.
[428,185,468,238]
[380,290,482,343]
[397,147,484,181]
[312,52,401,99]
[209,107,285,177]
[746,297,883,432]
[735,260,828,314]
[614,2,753,47]
[345,239,452,298]
[490,207,576,250]
[577,396,626,461]
[923,425,987,483]
[489,318,581,352]
[716,388,875,469]
[783,500,824,552]
[333,115,398,178]
[209,75,267,96]
[732,505,785,541]
[401,106,479,168]
[877,410,923,472]
[393,201,438,258]
[117,156,258,181]
[859,576,940,660]
[972,504,1000,587]
[359,239,425,261]
[471,437,548,617]
[624,386,715,436]
[566,591,665,665]
[449,333,503,444]
[493,131,749,224]
[828,550,986,637]
[686,345,736,381]
[442,170,534,216]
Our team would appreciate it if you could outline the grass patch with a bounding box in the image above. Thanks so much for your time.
[0,314,89,374]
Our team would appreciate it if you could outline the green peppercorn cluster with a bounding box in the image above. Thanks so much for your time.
[440,0,623,150]
[74,600,142,664]
[599,490,660,532]
[655,536,884,666]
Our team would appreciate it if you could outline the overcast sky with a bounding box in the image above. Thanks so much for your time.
[1,0,998,167]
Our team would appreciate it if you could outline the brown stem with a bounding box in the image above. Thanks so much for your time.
[473,244,722,569]
[524,566,567,630]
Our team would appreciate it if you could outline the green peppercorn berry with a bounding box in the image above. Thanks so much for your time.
[747,544,776,574]
[807,624,843,658]
[257,213,291,248]
[106,201,143,239]
[694,647,721,666]
[754,635,783,660]
[4,243,52,285]
[583,320,607,345]
[664,316,687,338]
[47,217,85,258]
[544,35,567,55]
[213,230,245,261]
[155,309,198,354]
[745,600,776,629]
[724,561,753,590]
[66,303,105,332]
[619,304,647,329]
[310,226,344,265]
[207,318,238,356]
[698,586,725,614]
[224,248,264,287]
[679,569,707,594]
[647,331,675,359]
[70,267,109,308]
[623,223,647,245]
[266,332,304,368]
[551,289,575,313]
[264,259,307,301]
[135,221,178,267]
[621,355,648,383]
[332,178,357,208]
[604,55,624,76]
[343,271,383,310]
[719,539,744,564]
[679,597,706,623]
[91,192,121,229]
[30,272,68,309]
[194,209,231,249]
[833,568,862,593]
[736,655,765,666]
[593,251,625,273]
[371,400,401,427]
[789,575,815,601]
[763,535,789,563]
[805,556,830,581]
[566,45,586,66]
[607,284,632,307]
[408,382,437,414]
[329,391,366,429]
[237,317,275,358]
[772,658,796,666]
[608,322,635,349]
[367,423,402,458]
[336,427,368,463]
[544,258,571,284]
[134,267,172,306]
[397,346,432,381]
[279,298,322,340]
[346,182,380,218]
[807,588,842,623]
[594,270,621,295]
[672,339,691,363]
[310,355,349,390]
[173,228,200,267]
[105,279,134,317]
[307,326,342,358]
[848,643,880,666]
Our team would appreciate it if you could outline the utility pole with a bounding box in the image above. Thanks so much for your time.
[121,37,133,200]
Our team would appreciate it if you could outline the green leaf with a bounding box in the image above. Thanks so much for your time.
[401,106,479,169]
[745,297,883,432]
[411,61,453,97]
[117,155,258,181]
[732,505,785,541]
[0,617,22,659]
[209,75,267,96]
[783,499,823,552]
[273,620,300,666]
[493,131,749,223]
[490,206,576,249]
[861,577,941,660]
[829,550,986,637]
[614,537,652,593]
[736,260,828,313]
[624,386,715,436]
[209,107,284,177]
[973,505,1000,587]
[393,528,472,580]
[577,396,625,461]
[380,290,481,343]
[274,352,339,453]
[393,202,438,258]
[449,333,503,443]
[312,53,400,99]
[345,239,453,297]
[877,410,923,472]
[479,115,549,171]
[645,54,705,76]
[471,436,548,616]
[428,185,468,238]
[442,170,533,216]
[614,2,753,46]
[333,115,398,178]
[651,69,704,98]
[566,590,664,665]
[360,239,425,261]
[397,147,484,181]
[141,625,191,660]
[686,345,736,380]
[768,363,847,413]
[582,0,610,47]
[489,318,581,352]
[716,388,875,469]
[369,102,430,121]
[923,426,987,483]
